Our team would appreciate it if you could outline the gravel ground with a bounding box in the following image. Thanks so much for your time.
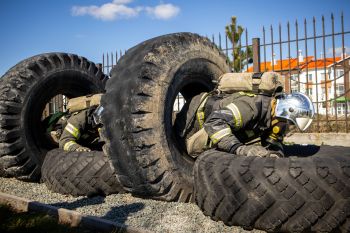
[0,177,265,233]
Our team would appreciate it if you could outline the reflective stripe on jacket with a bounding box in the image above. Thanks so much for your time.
[59,107,100,151]
[203,92,274,153]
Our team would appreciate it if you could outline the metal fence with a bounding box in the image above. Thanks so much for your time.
[42,94,68,118]
[102,50,125,75]
[102,13,349,133]
[219,12,350,133]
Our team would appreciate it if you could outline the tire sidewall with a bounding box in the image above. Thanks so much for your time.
[21,67,104,165]
[160,49,229,182]
[0,53,107,180]
[103,33,229,199]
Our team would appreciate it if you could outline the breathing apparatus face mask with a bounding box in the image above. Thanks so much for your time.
[259,117,288,153]
[271,118,288,136]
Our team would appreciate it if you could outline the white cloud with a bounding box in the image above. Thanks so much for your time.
[327,46,350,57]
[71,1,141,21]
[71,1,180,21]
[146,4,180,20]
[112,0,133,4]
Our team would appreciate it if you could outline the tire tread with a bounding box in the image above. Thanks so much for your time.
[194,149,350,232]
[41,149,124,196]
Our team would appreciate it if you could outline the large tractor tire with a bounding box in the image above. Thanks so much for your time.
[0,53,108,181]
[41,149,124,197]
[194,146,350,233]
[101,33,230,202]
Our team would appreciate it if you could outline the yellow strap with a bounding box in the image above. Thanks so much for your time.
[65,123,80,139]
[238,91,256,97]
[197,112,205,129]
[63,141,78,151]
[270,98,277,117]
[225,103,242,130]
[209,127,232,145]
[271,119,279,126]
[196,93,209,129]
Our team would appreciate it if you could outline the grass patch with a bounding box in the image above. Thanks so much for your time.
[0,204,93,233]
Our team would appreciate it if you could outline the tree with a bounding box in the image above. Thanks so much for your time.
[225,16,253,72]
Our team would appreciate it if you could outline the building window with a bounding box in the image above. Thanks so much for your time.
[308,74,313,82]
[320,73,326,81]
[291,85,298,93]
[336,84,345,95]
[291,74,298,81]
[337,103,345,115]
[307,88,313,96]
[321,87,326,101]
[338,70,344,77]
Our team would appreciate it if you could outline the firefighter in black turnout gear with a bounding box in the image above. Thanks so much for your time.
[203,92,285,157]
[58,94,104,152]
[175,72,315,158]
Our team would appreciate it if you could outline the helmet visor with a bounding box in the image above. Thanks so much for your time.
[275,92,315,131]
[295,117,313,131]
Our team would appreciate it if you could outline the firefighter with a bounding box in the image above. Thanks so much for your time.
[58,104,104,152]
[176,92,314,157]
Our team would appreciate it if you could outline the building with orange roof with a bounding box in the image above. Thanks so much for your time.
[248,52,350,116]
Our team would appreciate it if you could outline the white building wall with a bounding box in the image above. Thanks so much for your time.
[293,67,348,116]
[173,94,185,112]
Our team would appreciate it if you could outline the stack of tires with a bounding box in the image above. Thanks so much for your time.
[98,32,350,232]
[0,33,349,232]
[194,147,350,232]
[0,52,123,197]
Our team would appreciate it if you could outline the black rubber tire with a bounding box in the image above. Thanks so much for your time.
[101,32,229,202]
[41,149,124,197]
[0,53,108,181]
[194,145,350,233]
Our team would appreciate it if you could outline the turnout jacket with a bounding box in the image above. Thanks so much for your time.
[175,92,277,154]
[59,107,101,151]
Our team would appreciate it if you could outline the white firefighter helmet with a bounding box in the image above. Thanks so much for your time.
[92,105,104,125]
[275,92,315,131]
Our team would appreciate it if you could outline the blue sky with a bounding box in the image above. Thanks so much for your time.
[0,0,349,76]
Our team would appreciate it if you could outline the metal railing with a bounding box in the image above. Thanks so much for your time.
[42,94,68,118]
[209,12,350,133]
[102,50,125,75]
[102,13,349,133]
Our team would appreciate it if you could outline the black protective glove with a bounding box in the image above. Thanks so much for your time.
[235,145,270,157]
[264,139,285,157]
[268,149,284,158]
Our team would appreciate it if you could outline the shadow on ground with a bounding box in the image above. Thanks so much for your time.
[49,197,145,226]
[102,203,145,223]
[283,144,350,157]
[50,196,106,209]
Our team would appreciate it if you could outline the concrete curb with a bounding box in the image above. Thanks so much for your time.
[285,133,350,146]
[0,192,151,233]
